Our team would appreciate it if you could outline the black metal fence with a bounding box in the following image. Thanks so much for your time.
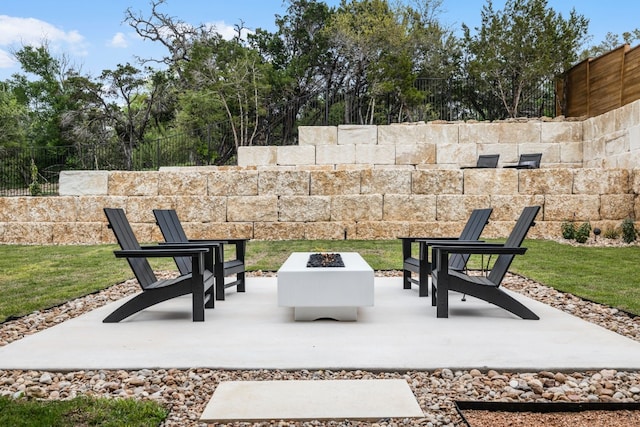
[0,78,556,196]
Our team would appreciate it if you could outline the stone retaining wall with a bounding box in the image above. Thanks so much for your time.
[237,99,640,170]
[0,167,636,244]
[2,100,639,245]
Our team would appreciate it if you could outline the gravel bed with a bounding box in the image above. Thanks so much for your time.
[1,270,640,426]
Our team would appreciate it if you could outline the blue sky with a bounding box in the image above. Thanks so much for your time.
[1,0,638,80]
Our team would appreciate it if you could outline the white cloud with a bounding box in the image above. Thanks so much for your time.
[0,49,16,68]
[0,15,85,46]
[208,21,253,40]
[108,32,128,49]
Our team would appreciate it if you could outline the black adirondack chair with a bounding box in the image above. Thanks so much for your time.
[103,208,215,322]
[399,208,492,297]
[153,209,248,301]
[461,154,500,169]
[504,153,542,169]
[430,205,541,319]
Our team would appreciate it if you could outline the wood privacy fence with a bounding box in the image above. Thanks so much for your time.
[557,44,640,118]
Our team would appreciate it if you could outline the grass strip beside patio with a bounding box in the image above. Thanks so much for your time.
[0,395,167,426]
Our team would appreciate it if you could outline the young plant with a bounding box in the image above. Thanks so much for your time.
[621,218,637,243]
[603,226,620,240]
[574,222,591,244]
[560,219,576,240]
[28,159,42,196]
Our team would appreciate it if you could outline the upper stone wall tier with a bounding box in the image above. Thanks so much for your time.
[238,120,587,169]
[237,99,640,170]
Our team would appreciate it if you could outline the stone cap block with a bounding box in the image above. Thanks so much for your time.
[316,144,355,165]
[277,145,315,166]
[338,125,377,145]
[237,146,276,167]
[59,170,109,196]
[299,126,337,145]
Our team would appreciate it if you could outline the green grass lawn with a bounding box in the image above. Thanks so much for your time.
[0,395,167,427]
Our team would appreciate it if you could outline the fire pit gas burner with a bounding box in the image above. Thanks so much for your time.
[307,253,345,267]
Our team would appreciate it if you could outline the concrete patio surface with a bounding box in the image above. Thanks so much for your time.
[1,277,639,372]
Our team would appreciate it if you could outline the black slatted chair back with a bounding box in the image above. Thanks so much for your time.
[449,208,493,271]
[153,209,192,275]
[476,154,499,168]
[518,153,542,168]
[487,206,540,285]
[104,208,157,289]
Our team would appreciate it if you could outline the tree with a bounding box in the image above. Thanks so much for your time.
[580,29,640,60]
[98,65,170,169]
[9,44,81,146]
[462,0,588,118]
[181,38,270,157]
[250,0,337,140]
[327,0,422,124]
[124,0,207,79]
[0,83,28,147]
[60,64,171,170]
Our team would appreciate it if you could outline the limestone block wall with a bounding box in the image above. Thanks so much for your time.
[3,100,640,245]
[239,120,585,169]
[0,167,637,244]
[238,98,640,170]
[583,100,640,168]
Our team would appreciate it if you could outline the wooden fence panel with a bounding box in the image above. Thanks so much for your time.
[622,45,640,106]
[558,44,640,118]
[589,45,627,117]
[561,59,589,117]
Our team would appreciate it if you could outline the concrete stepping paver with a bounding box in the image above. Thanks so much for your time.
[200,379,424,422]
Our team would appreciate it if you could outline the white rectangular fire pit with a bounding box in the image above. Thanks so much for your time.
[277,252,374,321]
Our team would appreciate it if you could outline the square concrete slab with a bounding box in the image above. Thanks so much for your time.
[200,379,424,422]
[2,277,640,371]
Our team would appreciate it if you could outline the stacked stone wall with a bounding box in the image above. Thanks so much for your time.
[239,120,585,169]
[0,167,637,244]
[3,99,640,245]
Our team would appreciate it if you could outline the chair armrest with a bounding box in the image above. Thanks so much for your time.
[401,237,458,260]
[431,245,527,255]
[114,247,209,257]
[187,239,248,263]
[188,238,249,244]
[416,238,488,244]
[156,242,220,249]
[411,237,459,242]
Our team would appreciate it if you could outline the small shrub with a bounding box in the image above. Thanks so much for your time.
[621,218,637,243]
[574,222,591,244]
[560,219,576,240]
[28,160,42,196]
[603,226,620,240]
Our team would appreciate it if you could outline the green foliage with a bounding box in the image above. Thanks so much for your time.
[581,29,640,60]
[462,0,588,118]
[603,226,620,240]
[0,395,167,426]
[560,219,576,239]
[621,218,637,243]
[28,159,42,196]
[0,84,28,147]
[574,222,591,244]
